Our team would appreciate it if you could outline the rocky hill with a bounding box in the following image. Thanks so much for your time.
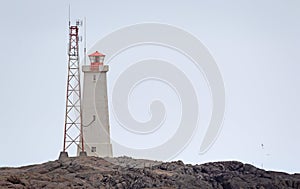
[0,156,299,189]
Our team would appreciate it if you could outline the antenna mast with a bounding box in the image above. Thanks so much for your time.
[68,5,71,27]
[84,17,87,65]
[60,18,86,159]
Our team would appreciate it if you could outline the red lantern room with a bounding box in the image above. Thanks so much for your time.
[88,51,105,69]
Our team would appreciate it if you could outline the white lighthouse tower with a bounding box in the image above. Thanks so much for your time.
[81,51,113,157]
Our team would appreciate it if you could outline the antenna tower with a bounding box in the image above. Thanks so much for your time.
[60,20,86,158]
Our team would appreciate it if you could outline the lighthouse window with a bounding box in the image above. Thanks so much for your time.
[93,75,96,81]
[91,147,96,152]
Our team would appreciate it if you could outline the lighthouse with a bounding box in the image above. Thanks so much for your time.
[81,51,113,157]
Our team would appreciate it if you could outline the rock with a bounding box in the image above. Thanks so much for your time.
[6,175,25,186]
[0,156,299,189]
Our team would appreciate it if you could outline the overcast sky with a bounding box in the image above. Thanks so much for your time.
[0,0,299,173]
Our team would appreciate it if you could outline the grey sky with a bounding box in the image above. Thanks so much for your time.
[0,0,299,173]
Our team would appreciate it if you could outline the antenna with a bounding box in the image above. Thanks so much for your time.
[68,4,71,26]
[76,19,83,27]
[84,17,87,65]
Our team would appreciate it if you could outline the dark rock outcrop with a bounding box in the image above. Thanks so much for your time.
[0,156,299,189]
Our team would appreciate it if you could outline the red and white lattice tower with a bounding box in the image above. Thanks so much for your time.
[59,21,86,159]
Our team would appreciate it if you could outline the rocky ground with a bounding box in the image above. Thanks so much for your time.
[0,156,300,189]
